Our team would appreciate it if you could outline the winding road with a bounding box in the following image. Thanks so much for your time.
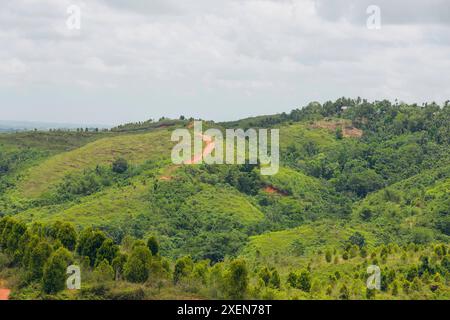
[184,133,215,165]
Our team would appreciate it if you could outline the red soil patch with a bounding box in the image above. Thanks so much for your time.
[184,133,215,165]
[343,126,363,138]
[0,288,10,300]
[263,186,287,196]
[310,119,363,138]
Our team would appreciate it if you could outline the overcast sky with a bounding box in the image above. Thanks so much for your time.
[1,0,449,125]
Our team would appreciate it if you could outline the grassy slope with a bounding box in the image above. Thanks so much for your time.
[279,122,338,150]
[242,221,375,258]
[17,129,173,198]
[15,181,150,228]
[181,186,264,225]
[15,181,264,229]
[0,131,108,154]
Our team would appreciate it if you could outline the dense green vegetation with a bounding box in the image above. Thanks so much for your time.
[0,98,448,300]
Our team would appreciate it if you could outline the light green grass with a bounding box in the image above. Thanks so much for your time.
[242,221,375,258]
[182,186,265,225]
[279,122,338,151]
[18,129,173,198]
[15,181,150,228]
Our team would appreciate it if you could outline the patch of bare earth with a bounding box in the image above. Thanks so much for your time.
[0,280,10,300]
[310,119,363,138]
[263,186,288,196]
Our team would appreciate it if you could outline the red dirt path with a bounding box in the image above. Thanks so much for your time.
[184,133,215,165]
[159,132,215,180]
[0,288,10,300]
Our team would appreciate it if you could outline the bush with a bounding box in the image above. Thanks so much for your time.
[173,256,194,284]
[112,158,128,174]
[124,246,152,283]
[77,229,107,267]
[42,248,73,294]
[269,270,281,289]
[224,259,249,299]
[325,250,332,263]
[348,232,366,249]
[297,270,311,292]
[94,259,115,282]
[147,236,159,256]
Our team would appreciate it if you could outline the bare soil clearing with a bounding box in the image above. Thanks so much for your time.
[0,280,10,300]
[310,119,363,138]
[159,131,215,180]
[263,186,287,196]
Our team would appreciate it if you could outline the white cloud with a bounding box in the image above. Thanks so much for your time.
[0,0,449,124]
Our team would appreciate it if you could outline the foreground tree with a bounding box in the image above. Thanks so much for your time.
[42,248,73,294]
[124,246,152,283]
[224,259,249,299]
[173,256,194,284]
[95,238,119,266]
[29,241,53,280]
[77,228,107,267]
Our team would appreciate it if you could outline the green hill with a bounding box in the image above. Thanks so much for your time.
[0,98,449,300]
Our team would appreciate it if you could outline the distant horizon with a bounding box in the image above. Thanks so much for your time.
[1,97,448,129]
[0,119,112,129]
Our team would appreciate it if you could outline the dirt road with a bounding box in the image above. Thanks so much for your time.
[184,133,215,165]
[159,130,215,181]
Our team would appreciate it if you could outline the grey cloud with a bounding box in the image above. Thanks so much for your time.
[100,0,181,15]
[0,0,449,124]
[314,0,450,25]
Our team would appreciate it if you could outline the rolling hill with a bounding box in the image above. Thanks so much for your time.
[0,98,449,300]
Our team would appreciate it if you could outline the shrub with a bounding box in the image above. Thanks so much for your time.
[124,246,152,283]
[42,248,73,294]
[147,236,159,256]
[224,259,249,299]
[112,158,128,174]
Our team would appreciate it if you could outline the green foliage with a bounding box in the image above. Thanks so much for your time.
[259,267,271,286]
[297,270,312,292]
[269,269,281,289]
[94,259,115,282]
[28,240,53,280]
[147,236,159,256]
[112,253,128,280]
[77,228,107,267]
[224,259,249,299]
[347,232,366,249]
[96,239,119,266]
[46,222,77,251]
[112,158,128,174]
[42,247,73,294]
[124,246,152,283]
[325,250,332,263]
[0,98,449,300]
[173,256,194,284]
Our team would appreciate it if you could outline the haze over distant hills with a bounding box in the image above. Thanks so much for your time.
[0,120,111,132]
